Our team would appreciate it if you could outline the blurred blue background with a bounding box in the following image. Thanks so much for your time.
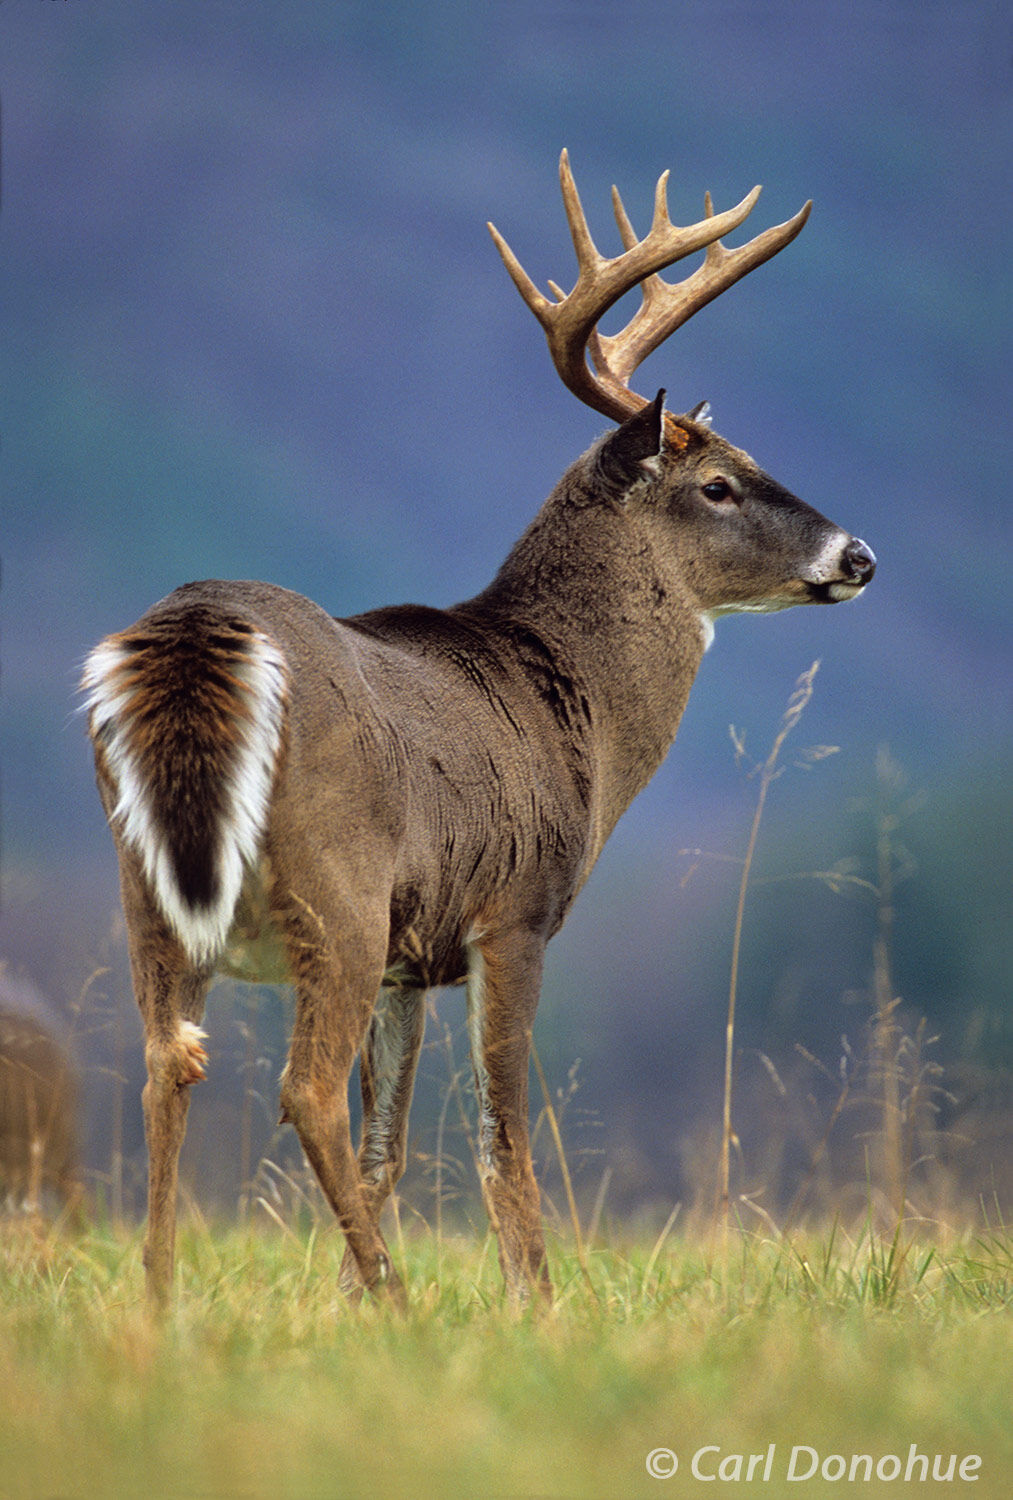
[1,0,1009,1213]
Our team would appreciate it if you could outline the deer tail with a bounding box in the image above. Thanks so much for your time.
[82,606,288,966]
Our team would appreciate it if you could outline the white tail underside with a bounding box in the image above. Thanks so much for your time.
[82,632,288,966]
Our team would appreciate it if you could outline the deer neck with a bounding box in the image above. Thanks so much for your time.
[463,494,706,858]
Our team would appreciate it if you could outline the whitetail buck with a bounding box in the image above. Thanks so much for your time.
[83,151,874,1307]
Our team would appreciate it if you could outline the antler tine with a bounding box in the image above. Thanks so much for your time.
[489,150,811,423]
[486,220,554,328]
[651,169,673,238]
[611,181,639,253]
[559,147,606,271]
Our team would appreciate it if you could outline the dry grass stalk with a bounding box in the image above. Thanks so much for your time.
[716,661,824,1258]
[530,1037,597,1300]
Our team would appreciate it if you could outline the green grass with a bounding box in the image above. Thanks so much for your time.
[1,1218,1010,1498]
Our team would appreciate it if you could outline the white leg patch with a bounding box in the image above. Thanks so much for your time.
[176,1021,210,1084]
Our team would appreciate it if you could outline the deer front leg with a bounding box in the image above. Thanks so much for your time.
[466,925,551,1302]
[338,984,426,1298]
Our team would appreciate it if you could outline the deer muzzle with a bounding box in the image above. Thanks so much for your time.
[802,532,876,604]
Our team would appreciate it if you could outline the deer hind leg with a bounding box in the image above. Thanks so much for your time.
[338,983,426,1298]
[136,959,211,1308]
[467,925,552,1302]
[276,892,406,1308]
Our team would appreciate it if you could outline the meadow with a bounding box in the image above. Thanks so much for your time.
[1,1213,1010,1500]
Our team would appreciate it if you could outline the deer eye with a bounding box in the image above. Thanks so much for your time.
[701,478,736,504]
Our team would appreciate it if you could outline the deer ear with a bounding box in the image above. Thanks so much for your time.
[595,390,666,494]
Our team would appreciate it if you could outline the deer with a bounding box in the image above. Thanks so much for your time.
[0,976,80,1218]
[82,151,875,1310]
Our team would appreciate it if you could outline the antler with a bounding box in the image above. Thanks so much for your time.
[488,149,811,423]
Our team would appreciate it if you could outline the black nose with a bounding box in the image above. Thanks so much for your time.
[843,537,876,584]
